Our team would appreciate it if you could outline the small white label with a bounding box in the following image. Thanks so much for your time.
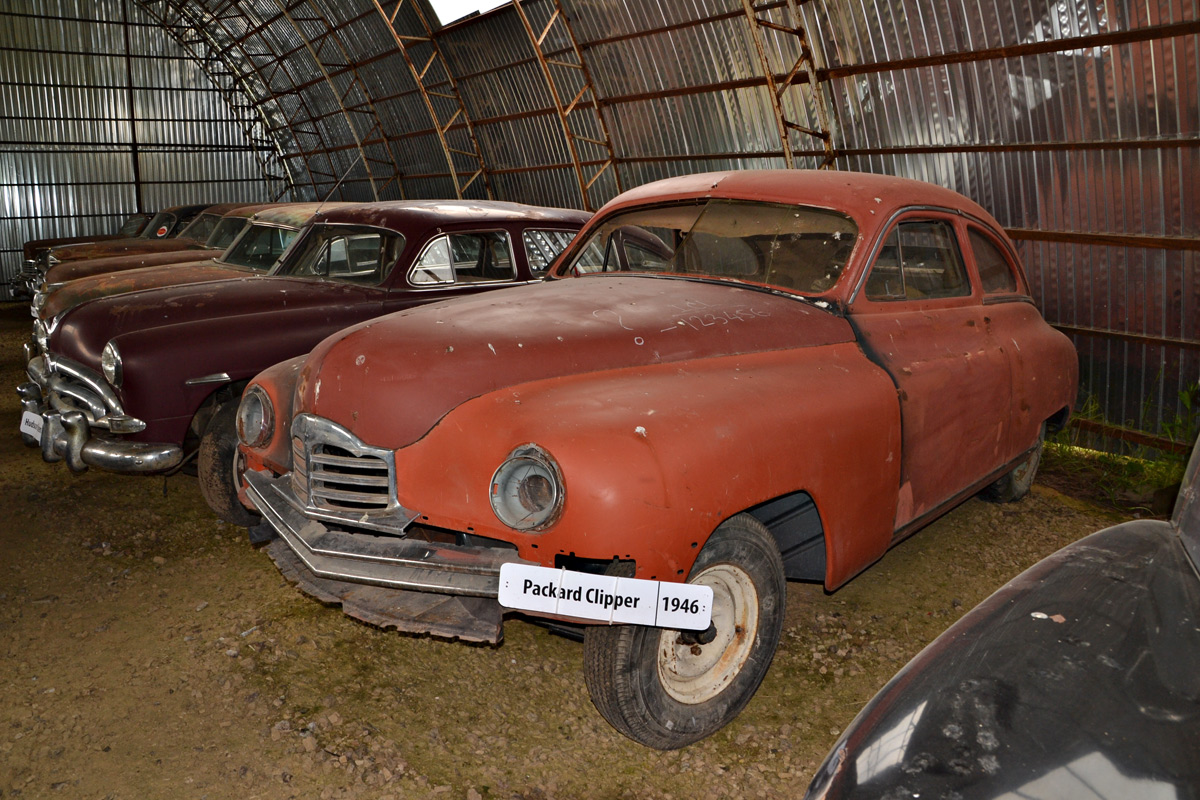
[20,411,44,441]
[498,563,713,629]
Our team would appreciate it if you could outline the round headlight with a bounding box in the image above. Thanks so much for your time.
[101,340,122,387]
[490,444,564,531]
[32,320,49,351]
[237,385,274,448]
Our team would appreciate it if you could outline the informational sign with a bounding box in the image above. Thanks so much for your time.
[20,410,44,441]
[498,563,713,630]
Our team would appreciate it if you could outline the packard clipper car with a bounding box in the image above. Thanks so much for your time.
[803,434,1200,799]
[236,171,1079,749]
[18,200,588,529]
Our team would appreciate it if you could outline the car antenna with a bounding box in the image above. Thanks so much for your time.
[315,152,365,215]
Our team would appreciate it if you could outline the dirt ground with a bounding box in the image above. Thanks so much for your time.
[0,300,1128,799]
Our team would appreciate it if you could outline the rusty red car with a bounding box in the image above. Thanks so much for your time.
[236,170,1079,749]
[18,200,589,525]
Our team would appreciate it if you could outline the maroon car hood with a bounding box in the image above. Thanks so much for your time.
[45,247,217,285]
[300,276,854,449]
[50,236,204,263]
[42,260,249,320]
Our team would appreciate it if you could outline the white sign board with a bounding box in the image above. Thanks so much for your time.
[498,563,713,630]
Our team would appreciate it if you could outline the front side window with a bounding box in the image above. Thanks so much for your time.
[221,223,299,271]
[559,200,858,294]
[523,229,577,276]
[968,229,1019,294]
[410,231,515,286]
[206,217,248,251]
[279,226,405,285]
[179,212,223,243]
[865,220,971,301]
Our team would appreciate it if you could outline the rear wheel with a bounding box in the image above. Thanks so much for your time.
[198,401,260,527]
[981,423,1045,503]
[582,514,785,749]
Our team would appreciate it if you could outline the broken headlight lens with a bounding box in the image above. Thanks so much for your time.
[490,444,564,531]
[237,385,274,448]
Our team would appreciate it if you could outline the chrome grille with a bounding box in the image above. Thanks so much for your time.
[289,414,396,516]
[308,443,390,511]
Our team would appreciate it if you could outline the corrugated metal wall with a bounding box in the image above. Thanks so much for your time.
[2,0,1197,450]
[0,0,285,298]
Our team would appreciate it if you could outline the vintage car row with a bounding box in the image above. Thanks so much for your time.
[29,201,306,315]
[16,202,210,298]
[803,432,1200,799]
[19,211,152,279]
[233,170,1079,749]
[18,200,589,529]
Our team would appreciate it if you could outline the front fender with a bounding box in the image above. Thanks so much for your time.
[392,342,901,585]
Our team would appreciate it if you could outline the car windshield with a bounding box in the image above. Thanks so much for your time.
[561,199,858,294]
[117,214,149,236]
[179,212,223,242]
[141,211,178,239]
[220,223,300,271]
[275,224,405,285]
[205,217,248,250]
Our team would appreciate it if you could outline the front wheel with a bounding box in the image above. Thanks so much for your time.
[582,514,786,749]
[198,401,261,527]
[981,423,1045,503]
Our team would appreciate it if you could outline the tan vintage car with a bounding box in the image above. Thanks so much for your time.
[237,170,1079,749]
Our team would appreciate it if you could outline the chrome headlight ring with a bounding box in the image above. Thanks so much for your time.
[100,340,123,388]
[32,319,50,351]
[237,385,275,448]
[490,444,565,531]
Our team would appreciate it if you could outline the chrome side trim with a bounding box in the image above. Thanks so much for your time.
[184,372,232,386]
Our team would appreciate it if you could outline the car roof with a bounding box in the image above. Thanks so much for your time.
[314,199,592,230]
[596,170,1002,229]
[250,202,358,228]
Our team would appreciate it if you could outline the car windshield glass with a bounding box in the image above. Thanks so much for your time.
[220,223,300,271]
[141,211,178,239]
[276,225,405,285]
[118,214,149,237]
[561,200,858,294]
[179,213,222,242]
[206,217,248,250]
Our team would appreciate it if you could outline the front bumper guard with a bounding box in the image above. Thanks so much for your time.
[19,355,181,474]
[245,469,531,642]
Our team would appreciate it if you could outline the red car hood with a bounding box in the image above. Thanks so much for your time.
[50,236,203,263]
[45,247,216,284]
[299,276,855,450]
[42,260,248,320]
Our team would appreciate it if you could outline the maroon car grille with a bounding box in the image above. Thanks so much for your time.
[304,443,391,511]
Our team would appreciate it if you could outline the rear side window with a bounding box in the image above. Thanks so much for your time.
[410,231,515,285]
[865,220,970,301]
[523,229,577,276]
[969,229,1019,294]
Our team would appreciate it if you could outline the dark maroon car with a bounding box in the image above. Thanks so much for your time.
[18,200,589,526]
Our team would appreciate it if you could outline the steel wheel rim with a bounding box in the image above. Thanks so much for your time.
[657,563,758,705]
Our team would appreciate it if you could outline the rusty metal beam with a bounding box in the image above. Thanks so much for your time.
[510,0,620,210]
[1053,324,1200,352]
[1007,228,1200,252]
[372,0,492,199]
[822,19,1200,80]
[739,0,835,169]
[1069,419,1193,455]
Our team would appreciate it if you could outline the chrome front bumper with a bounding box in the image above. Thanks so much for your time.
[246,468,532,643]
[19,354,182,473]
[245,468,529,598]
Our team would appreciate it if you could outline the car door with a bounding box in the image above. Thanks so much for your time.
[848,213,1013,530]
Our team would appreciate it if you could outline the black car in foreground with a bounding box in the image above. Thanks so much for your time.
[804,435,1200,799]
